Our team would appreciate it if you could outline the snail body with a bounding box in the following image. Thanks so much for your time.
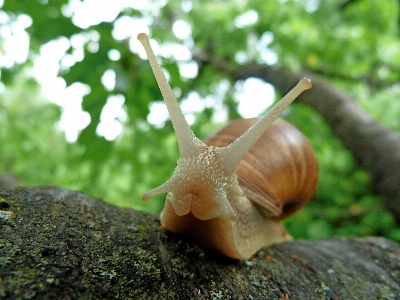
[138,33,318,259]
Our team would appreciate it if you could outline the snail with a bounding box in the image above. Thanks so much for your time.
[137,33,318,260]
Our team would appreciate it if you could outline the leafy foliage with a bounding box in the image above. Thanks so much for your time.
[0,0,399,241]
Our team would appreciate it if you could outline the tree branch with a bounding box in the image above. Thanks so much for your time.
[1,187,399,298]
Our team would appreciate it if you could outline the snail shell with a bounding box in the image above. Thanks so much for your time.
[205,118,318,221]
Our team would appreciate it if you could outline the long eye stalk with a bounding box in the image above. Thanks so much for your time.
[220,78,312,174]
[137,33,204,157]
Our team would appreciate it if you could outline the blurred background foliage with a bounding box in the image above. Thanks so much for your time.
[0,0,399,242]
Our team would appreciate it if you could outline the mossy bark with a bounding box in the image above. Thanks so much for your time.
[1,187,399,299]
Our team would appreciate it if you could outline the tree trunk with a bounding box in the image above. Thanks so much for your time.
[1,187,399,299]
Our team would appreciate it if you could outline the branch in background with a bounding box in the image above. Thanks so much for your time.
[194,53,400,220]
[0,172,18,189]
[308,64,400,89]
[339,0,362,10]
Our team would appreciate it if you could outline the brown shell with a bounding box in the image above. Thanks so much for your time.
[204,118,318,221]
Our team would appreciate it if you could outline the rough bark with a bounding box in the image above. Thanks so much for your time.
[202,59,400,220]
[1,187,399,299]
